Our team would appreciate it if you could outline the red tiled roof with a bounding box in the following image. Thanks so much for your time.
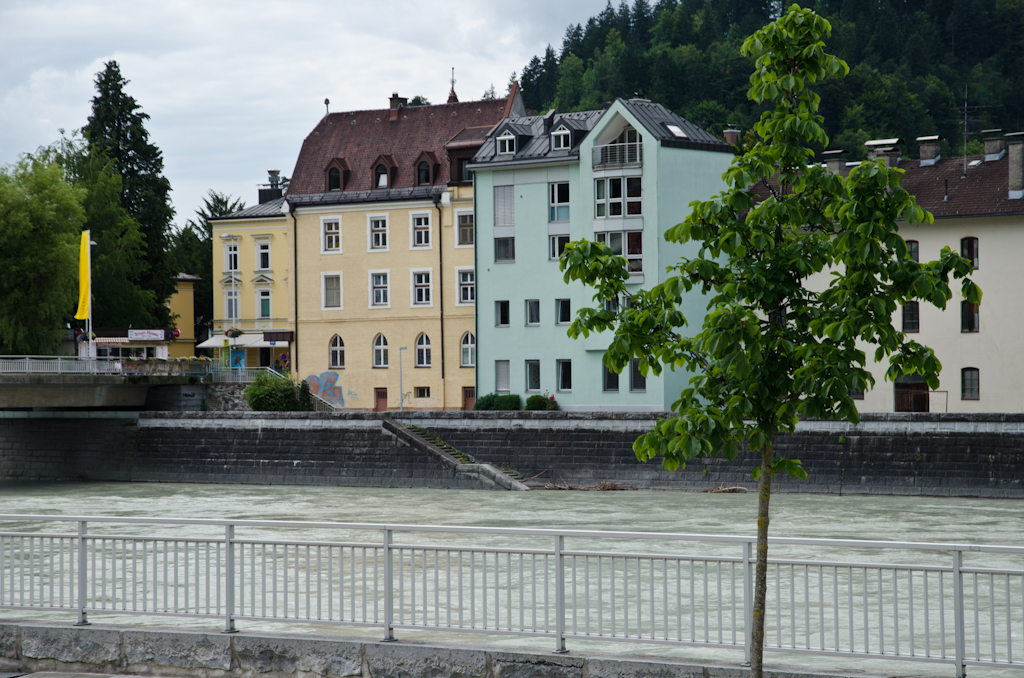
[900,154,1023,218]
[288,97,512,196]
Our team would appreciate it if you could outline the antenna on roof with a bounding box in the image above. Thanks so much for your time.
[324,98,330,116]
[450,68,456,93]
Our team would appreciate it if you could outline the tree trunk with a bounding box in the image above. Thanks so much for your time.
[750,443,773,678]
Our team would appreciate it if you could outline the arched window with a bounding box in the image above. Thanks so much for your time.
[328,167,341,191]
[417,162,431,185]
[461,332,475,367]
[329,335,345,368]
[375,164,389,188]
[416,333,431,367]
[373,334,388,367]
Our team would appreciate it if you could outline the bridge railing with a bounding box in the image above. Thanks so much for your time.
[0,357,300,385]
[0,514,1020,676]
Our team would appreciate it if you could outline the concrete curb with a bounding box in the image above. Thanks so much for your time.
[0,621,902,678]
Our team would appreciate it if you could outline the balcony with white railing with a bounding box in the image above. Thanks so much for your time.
[593,142,643,169]
[213,318,290,333]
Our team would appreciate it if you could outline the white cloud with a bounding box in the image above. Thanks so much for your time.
[1,0,603,225]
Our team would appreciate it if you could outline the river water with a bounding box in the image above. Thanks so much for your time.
[1,481,1021,677]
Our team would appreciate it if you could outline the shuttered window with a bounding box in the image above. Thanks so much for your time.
[496,360,510,393]
[495,186,514,227]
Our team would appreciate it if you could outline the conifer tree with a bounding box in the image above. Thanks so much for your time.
[83,61,175,326]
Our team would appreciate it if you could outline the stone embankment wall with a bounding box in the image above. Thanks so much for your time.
[0,621,849,678]
[0,411,1022,497]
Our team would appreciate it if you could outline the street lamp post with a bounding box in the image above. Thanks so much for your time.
[398,346,407,413]
[224,235,239,374]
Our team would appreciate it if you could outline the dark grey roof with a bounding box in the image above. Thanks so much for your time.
[287,185,445,208]
[471,110,603,166]
[470,100,732,168]
[211,197,286,221]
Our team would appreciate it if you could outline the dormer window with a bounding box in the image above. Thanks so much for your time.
[497,132,516,155]
[417,162,431,185]
[328,167,341,191]
[375,164,389,188]
[552,126,571,150]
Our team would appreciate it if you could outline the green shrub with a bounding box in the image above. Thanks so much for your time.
[473,393,522,410]
[525,393,560,410]
[245,373,305,411]
[298,379,313,410]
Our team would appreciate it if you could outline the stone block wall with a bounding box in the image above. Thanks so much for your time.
[0,413,137,481]
[206,383,250,411]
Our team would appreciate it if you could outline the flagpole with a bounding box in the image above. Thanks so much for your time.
[88,232,93,363]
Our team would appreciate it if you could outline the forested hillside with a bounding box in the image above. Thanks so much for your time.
[518,0,1024,159]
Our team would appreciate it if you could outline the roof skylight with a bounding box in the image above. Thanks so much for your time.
[665,124,687,138]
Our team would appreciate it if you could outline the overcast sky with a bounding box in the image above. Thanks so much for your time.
[1,0,604,228]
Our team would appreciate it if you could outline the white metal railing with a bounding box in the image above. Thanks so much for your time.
[593,142,643,167]
[0,515,1020,675]
[0,356,213,376]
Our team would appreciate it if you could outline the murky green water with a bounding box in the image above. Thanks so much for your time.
[1,481,1021,678]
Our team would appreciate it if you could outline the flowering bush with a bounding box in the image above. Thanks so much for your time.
[225,328,244,338]
[525,391,560,411]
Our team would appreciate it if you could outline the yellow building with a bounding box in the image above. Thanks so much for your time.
[284,88,524,410]
[204,177,294,369]
[167,273,199,358]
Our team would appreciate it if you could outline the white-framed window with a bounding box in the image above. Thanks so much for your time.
[322,272,343,310]
[373,334,388,367]
[411,269,433,306]
[497,132,516,154]
[525,300,540,326]
[525,360,540,392]
[495,185,514,226]
[225,241,239,272]
[495,237,515,262]
[225,289,239,320]
[322,218,341,252]
[461,332,476,367]
[375,164,389,188]
[496,300,510,327]
[555,299,571,325]
[552,126,571,150]
[495,360,510,392]
[329,335,345,368]
[557,359,572,392]
[630,358,646,392]
[368,215,389,251]
[596,231,643,273]
[369,270,390,308]
[550,235,569,260]
[457,212,474,246]
[416,333,431,367]
[256,241,271,270]
[257,289,271,318]
[603,364,619,392]
[456,268,475,305]
[411,214,431,248]
[595,177,642,217]
[549,182,569,221]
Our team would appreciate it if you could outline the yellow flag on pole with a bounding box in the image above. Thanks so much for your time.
[74,230,90,320]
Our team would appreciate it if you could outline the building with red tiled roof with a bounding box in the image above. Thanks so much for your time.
[283,86,525,411]
[824,133,1024,413]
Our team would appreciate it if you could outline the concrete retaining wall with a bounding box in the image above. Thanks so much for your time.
[0,621,866,678]
[0,411,1022,496]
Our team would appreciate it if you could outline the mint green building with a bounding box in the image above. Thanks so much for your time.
[469,99,735,411]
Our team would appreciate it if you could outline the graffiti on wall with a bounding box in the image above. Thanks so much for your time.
[306,371,345,407]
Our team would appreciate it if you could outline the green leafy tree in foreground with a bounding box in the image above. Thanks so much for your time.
[0,158,84,354]
[560,6,980,676]
[169,190,245,342]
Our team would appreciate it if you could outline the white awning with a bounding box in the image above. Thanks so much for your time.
[196,334,288,349]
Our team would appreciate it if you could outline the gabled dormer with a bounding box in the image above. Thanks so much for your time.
[324,158,351,192]
[496,130,517,155]
[414,151,441,185]
[551,124,572,151]
[371,154,398,189]
[492,121,533,157]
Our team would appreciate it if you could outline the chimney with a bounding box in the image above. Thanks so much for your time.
[1007,132,1024,199]
[982,129,1006,161]
[865,138,904,166]
[258,169,284,205]
[916,135,943,166]
[821,149,847,176]
[389,92,407,110]
[723,126,741,146]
